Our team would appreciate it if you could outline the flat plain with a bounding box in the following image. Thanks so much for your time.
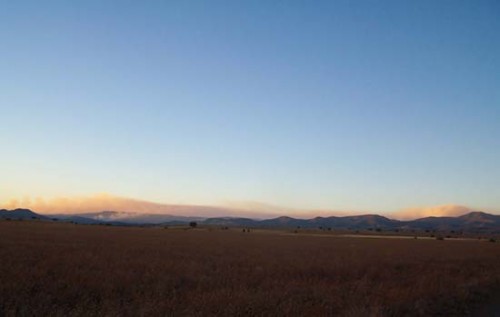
[0,221,499,316]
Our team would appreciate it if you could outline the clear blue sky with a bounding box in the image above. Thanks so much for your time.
[1,0,499,213]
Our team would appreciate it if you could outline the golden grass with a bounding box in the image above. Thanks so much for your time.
[0,221,499,316]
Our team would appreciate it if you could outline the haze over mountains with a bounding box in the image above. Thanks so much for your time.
[0,194,278,218]
[0,194,483,220]
[2,194,499,232]
[49,211,205,225]
[1,208,500,233]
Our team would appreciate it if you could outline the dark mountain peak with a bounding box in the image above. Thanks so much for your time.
[323,215,340,220]
[312,216,326,220]
[460,211,489,217]
[459,211,498,223]
[259,216,304,227]
[203,217,258,226]
[275,216,296,221]
[0,208,46,220]
[413,215,455,221]
[2,208,35,214]
[12,208,35,213]
[344,214,390,220]
[344,214,396,225]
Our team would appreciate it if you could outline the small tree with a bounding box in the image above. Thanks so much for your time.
[189,221,197,228]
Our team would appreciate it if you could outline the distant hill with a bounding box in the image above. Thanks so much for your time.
[2,209,500,233]
[401,211,500,232]
[202,217,258,227]
[49,215,106,225]
[48,211,204,225]
[260,216,307,228]
[459,211,500,225]
[0,208,48,220]
[311,215,398,229]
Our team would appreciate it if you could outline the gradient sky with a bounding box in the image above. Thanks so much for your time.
[1,0,499,214]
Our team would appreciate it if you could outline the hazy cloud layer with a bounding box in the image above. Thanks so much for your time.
[390,204,473,220]
[0,194,277,218]
[0,194,480,220]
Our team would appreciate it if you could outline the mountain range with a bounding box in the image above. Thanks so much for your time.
[1,209,499,233]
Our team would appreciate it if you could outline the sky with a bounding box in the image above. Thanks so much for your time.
[1,0,499,217]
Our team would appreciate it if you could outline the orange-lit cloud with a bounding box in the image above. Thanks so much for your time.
[0,195,481,220]
[220,201,361,218]
[222,200,300,216]
[0,193,276,218]
[390,204,473,220]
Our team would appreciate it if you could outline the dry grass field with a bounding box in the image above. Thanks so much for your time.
[1,221,499,316]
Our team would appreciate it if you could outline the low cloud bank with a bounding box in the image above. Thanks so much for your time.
[0,194,229,215]
[0,194,275,218]
[1,195,480,220]
[390,204,473,220]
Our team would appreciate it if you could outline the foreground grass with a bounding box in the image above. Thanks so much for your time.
[0,221,499,316]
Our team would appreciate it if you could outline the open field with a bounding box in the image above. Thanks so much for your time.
[1,221,499,316]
